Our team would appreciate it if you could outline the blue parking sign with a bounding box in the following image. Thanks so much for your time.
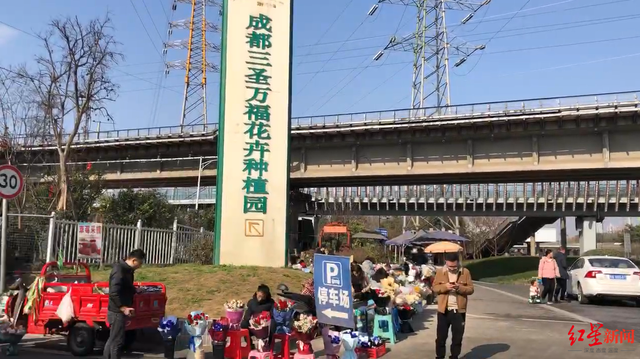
[313,254,354,328]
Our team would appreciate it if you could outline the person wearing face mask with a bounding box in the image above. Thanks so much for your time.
[432,252,474,359]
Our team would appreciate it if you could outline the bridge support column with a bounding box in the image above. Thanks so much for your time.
[528,235,536,256]
[560,217,567,249]
[288,191,311,263]
[577,217,597,254]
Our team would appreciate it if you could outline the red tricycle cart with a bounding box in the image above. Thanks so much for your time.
[3,262,167,356]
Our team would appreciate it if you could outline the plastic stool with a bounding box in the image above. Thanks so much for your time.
[272,333,292,359]
[249,350,273,359]
[372,314,396,346]
[225,329,251,359]
[292,354,315,359]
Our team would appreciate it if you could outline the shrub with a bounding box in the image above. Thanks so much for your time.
[337,244,389,263]
[582,248,625,257]
[184,236,214,265]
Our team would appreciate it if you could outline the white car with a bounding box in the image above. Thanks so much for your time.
[567,256,640,305]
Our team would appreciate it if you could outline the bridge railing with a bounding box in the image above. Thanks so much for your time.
[14,90,640,146]
[290,90,640,127]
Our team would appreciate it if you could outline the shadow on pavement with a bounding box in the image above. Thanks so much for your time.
[461,343,510,359]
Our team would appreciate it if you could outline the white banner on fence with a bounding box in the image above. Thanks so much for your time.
[77,222,103,260]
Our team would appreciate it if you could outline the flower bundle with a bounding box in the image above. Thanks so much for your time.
[158,316,181,341]
[249,311,271,352]
[358,334,385,348]
[273,299,293,334]
[249,311,271,332]
[223,299,245,311]
[185,311,210,353]
[273,299,293,312]
[208,318,230,343]
[292,313,317,334]
[321,326,341,358]
[224,300,245,326]
[340,330,360,359]
[292,314,318,354]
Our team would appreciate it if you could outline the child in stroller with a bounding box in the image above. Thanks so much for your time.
[528,278,542,304]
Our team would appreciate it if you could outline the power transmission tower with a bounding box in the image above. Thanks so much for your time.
[165,0,221,129]
[370,0,490,115]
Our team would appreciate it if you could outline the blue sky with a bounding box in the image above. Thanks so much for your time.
[1,0,639,130]
[1,0,639,232]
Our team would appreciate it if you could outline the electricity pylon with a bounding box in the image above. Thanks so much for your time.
[370,0,491,115]
[165,0,222,129]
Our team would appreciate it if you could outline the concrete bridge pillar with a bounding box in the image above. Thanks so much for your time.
[528,235,537,256]
[288,191,311,262]
[560,217,567,249]
[577,217,597,254]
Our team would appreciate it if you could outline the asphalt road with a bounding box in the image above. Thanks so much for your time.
[477,281,640,332]
[6,283,639,358]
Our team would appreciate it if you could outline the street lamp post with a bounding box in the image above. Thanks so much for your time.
[196,157,217,210]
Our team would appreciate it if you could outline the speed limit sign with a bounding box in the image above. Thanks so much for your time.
[0,165,23,200]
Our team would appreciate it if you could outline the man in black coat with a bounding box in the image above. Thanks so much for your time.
[554,246,569,302]
[103,249,146,359]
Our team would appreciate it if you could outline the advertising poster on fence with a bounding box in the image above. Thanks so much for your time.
[77,222,103,260]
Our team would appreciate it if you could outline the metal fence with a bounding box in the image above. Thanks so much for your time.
[2,213,214,266]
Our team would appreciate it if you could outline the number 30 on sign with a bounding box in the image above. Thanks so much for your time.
[0,165,24,200]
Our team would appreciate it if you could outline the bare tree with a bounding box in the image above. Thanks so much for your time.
[462,217,508,258]
[15,16,121,211]
[0,69,51,214]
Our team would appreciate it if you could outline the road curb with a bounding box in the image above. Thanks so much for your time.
[474,282,599,325]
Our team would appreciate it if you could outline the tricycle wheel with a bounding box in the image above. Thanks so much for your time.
[68,323,96,356]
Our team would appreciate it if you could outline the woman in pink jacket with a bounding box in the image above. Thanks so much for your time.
[538,249,560,304]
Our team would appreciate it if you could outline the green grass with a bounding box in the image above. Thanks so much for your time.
[465,255,640,284]
[464,256,580,284]
[90,264,311,316]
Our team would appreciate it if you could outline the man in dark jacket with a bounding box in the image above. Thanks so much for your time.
[103,249,146,359]
[554,246,569,302]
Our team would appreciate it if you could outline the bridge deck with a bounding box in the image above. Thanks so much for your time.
[111,180,640,216]
[14,90,640,147]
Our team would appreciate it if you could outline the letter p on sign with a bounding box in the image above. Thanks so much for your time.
[323,261,342,287]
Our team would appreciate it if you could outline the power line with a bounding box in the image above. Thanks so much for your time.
[129,0,163,56]
[294,0,355,68]
[496,52,640,78]
[295,9,373,96]
[307,57,373,114]
[348,62,412,110]
[140,0,165,41]
[295,0,630,50]
[457,0,532,76]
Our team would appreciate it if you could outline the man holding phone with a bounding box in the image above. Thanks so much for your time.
[104,249,146,359]
[433,252,474,359]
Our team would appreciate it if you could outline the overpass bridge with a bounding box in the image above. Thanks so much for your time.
[123,180,639,217]
[108,180,636,255]
[15,90,640,188]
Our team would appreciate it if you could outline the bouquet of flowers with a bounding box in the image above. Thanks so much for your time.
[340,330,359,359]
[208,318,230,344]
[224,300,245,327]
[321,326,341,358]
[272,299,293,334]
[158,316,181,341]
[395,298,416,334]
[158,316,180,359]
[292,314,318,354]
[185,311,209,358]
[370,288,393,315]
[248,311,271,352]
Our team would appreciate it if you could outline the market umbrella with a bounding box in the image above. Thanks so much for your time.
[424,241,463,253]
